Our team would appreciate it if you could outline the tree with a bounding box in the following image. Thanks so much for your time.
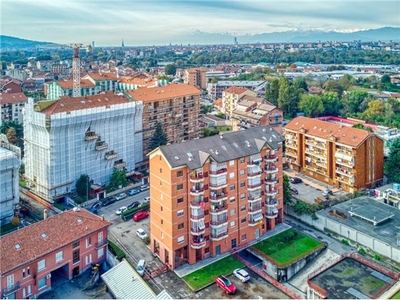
[283,174,293,205]
[76,174,90,199]
[294,77,308,93]
[265,78,279,105]
[6,127,18,144]
[110,168,128,189]
[363,99,385,121]
[323,79,344,98]
[321,92,341,116]
[342,90,368,115]
[164,64,177,76]
[149,122,168,151]
[299,94,325,117]
[384,137,400,183]
[352,124,373,132]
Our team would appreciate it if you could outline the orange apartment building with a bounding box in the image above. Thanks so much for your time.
[126,84,202,155]
[284,116,384,193]
[0,209,111,299]
[222,87,256,119]
[184,68,208,90]
[148,126,284,269]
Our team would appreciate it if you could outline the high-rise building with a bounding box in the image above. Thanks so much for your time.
[184,68,207,90]
[284,116,384,192]
[23,92,143,201]
[148,126,284,269]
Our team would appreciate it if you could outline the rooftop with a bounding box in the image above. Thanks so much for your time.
[0,92,28,104]
[126,84,201,102]
[0,208,112,274]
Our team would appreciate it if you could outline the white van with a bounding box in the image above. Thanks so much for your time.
[137,259,146,276]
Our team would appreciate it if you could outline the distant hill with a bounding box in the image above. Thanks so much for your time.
[0,35,58,50]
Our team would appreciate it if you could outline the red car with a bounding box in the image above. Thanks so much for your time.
[132,210,149,222]
[215,275,236,295]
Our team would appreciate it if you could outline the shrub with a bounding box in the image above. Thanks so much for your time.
[53,202,66,211]
[358,248,366,255]
[341,239,349,245]
[373,254,381,261]
[108,240,126,260]
[11,216,20,226]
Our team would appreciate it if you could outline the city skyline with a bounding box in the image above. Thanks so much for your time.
[1,0,400,46]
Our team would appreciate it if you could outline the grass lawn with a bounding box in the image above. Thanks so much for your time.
[391,290,400,299]
[252,228,323,267]
[182,255,244,291]
[217,125,232,132]
[0,222,18,235]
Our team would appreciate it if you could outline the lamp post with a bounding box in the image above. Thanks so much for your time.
[86,177,90,206]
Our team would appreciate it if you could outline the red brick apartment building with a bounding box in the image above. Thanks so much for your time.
[0,209,111,299]
[148,126,284,269]
[284,116,384,193]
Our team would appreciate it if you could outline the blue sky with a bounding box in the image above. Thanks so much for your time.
[2,0,399,46]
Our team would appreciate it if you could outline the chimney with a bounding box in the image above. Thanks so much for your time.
[43,209,48,220]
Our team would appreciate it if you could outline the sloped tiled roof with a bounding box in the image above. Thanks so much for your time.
[56,79,95,90]
[224,86,249,95]
[40,91,130,116]
[0,92,28,104]
[0,209,111,274]
[285,116,373,147]
[126,84,201,102]
[86,72,118,81]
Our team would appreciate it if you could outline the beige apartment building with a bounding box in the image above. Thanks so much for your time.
[126,84,202,155]
[284,117,384,193]
[222,87,256,119]
[184,68,207,90]
[148,126,284,269]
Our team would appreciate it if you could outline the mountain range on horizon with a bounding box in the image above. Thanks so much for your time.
[1,26,399,49]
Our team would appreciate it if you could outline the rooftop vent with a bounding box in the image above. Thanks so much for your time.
[174,156,179,160]
[76,218,82,224]
[245,140,251,147]
[15,244,21,250]
[215,150,219,155]
[41,233,47,239]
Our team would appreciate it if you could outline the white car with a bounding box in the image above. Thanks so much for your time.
[115,206,127,215]
[115,193,127,201]
[143,196,150,203]
[233,268,250,282]
[136,259,146,276]
[136,228,148,240]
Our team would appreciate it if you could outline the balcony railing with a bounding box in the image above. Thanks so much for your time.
[265,177,278,184]
[190,200,204,208]
[285,143,298,149]
[85,132,98,141]
[210,205,228,214]
[265,166,278,174]
[95,143,108,151]
[190,212,204,220]
[336,149,353,156]
[266,210,278,218]
[248,204,262,212]
[2,282,21,296]
[247,170,262,177]
[264,155,277,162]
[210,231,229,241]
[191,227,205,234]
[336,160,354,168]
[248,194,262,201]
[114,161,126,169]
[266,198,278,207]
[95,240,108,249]
[190,186,205,194]
[191,239,206,249]
[209,181,228,188]
[336,168,353,177]
[210,218,228,226]
[105,152,117,160]
[210,193,227,201]
[209,168,227,175]
[190,173,204,182]
[248,182,262,189]
[265,188,278,196]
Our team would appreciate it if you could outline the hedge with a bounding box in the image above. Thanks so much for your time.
[108,240,126,260]
[121,202,150,221]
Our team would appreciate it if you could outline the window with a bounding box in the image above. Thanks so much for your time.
[160,181,163,187]
[160,168,162,173]
[230,172,235,179]
[230,184,235,191]
[38,277,46,290]
[23,287,26,298]
[240,205,246,211]
[242,234,247,241]
[27,285,32,295]
[177,170,183,177]
[55,251,63,263]
[240,169,245,175]
[230,197,235,203]
[23,267,30,278]
[230,220,236,227]
[177,210,184,217]
[161,206,163,211]
[85,254,93,265]
[177,236,184,243]
[240,181,245,187]
[178,223,184,230]
[98,248,104,259]
[38,259,46,271]
[229,160,234,166]
[240,157,245,163]
[230,208,236,216]
[72,241,79,248]
[240,193,246,199]
[73,249,80,264]
[241,217,246,223]
[177,184,183,190]
[177,197,184,204]
[161,219,163,225]
[86,237,92,248]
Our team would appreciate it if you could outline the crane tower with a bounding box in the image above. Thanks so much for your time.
[70,43,83,97]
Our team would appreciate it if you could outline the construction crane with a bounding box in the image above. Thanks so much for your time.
[70,43,92,97]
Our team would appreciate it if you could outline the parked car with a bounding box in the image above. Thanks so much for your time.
[115,193,127,201]
[290,177,303,184]
[322,189,333,197]
[128,188,140,196]
[90,201,102,210]
[233,268,250,283]
[133,210,149,222]
[89,207,99,215]
[140,184,149,191]
[290,187,299,195]
[136,228,148,240]
[143,196,150,203]
[215,275,236,294]
[101,197,116,206]
[136,259,146,276]
[127,201,140,210]
[115,206,127,215]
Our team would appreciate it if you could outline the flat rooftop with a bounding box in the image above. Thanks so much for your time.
[348,205,394,225]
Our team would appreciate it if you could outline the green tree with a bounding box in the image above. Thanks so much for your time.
[164,64,177,76]
[76,174,90,199]
[283,174,293,205]
[294,76,308,93]
[342,90,368,115]
[265,78,279,105]
[352,124,373,132]
[110,168,128,189]
[0,120,24,149]
[384,137,400,183]
[299,94,325,117]
[323,79,344,98]
[321,92,341,116]
[363,99,385,121]
[149,122,168,151]
[278,77,300,117]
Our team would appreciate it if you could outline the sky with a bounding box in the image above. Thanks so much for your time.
[2,0,399,46]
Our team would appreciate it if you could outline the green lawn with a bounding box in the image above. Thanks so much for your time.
[252,228,323,267]
[391,290,400,299]
[182,255,244,291]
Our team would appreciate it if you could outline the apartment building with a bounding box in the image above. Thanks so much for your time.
[148,126,284,269]
[23,92,143,201]
[207,80,267,100]
[184,68,207,90]
[0,208,111,299]
[83,72,118,92]
[231,97,283,134]
[117,76,168,92]
[44,79,97,100]
[0,92,28,123]
[126,84,201,155]
[0,134,21,226]
[284,116,384,193]
[222,87,256,119]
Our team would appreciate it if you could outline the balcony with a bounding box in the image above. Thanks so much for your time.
[247,170,262,177]
[209,181,228,189]
[336,176,354,185]
[105,151,117,160]
[248,204,262,213]
[285,142,298,150]
[336,160,354,168]
[190,186,205,195]
[248,194,262,202]
[85,131,98,141]
[191,221,205,235]
[210,217,228,226]
[95,142,108,151]
[210,204,228,214]
[336,149,353,157]
[209,168,227,176]
[191,239,206,249]
[336,168,354,177]
[190,173,204,182]
[190,200,204,208]
[248,182,262,190]
[285,151,298,158]
[266,198,278,207]
[265,166,278,174]
[266,208,279,219]
[114,161,126,169]
[264,154,277,162]
[2,282,21,296]
[265,188,278,196]
[191,212,205,220]
[210,231,229,241]
[95,240,108,249]
[265,177,278,185]
[210,192,227,202]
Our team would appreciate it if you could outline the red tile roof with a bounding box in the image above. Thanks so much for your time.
[0,92,28,104]
[56,79,95,90]
[40,91,130,116]
[224,86,249,95]
[86,72,118,81]
[0,209,111,274]
[126,84,201,102]
[285,116,373,147]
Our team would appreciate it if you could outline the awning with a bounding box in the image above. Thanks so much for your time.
[335,152,353,162]
[251,153,262,162]
[272,208,279,214]
[253,213,263,222]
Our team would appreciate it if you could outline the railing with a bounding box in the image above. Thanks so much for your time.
[248,182,262,189]
[190,200,204,207]
[191,240,206,249]
[210,193,227,201]
[210,205,227,213]
[209,181,227,188]
[95,240,108,249]
[210,231,228,240]
[210,218,228,226]
[191,227,205,233]
[266,199,278,206]
[190,186,205,193]
[114,162,126,168]
[248,205,262,212]
[265,189,278,195]
[264,155,276,161]
[247,171,262,177]
[265,166,278,173]
[336,160,354,167]
[2,282,21,296]
[95,143,108,151]
[247,159,262,165]
[209,168,227,175]
[336,149,353,156]
[336,169,353,177]
[190,173,204,180]
[85,132,98,141]
[105,153,117,160]
[285,143,298,149]
[265,178,278,184]
[265,211,278,218]
[248,194,262,201]
[190,213,204,220]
